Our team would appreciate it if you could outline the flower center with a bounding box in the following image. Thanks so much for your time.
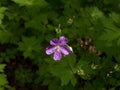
[56,45,60,51]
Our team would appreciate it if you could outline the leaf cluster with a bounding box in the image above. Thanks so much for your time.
[0,0,120,90]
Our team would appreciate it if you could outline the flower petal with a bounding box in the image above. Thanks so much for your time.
[59,36,68,45]
[60,45,72,55]
[53,51,62,60]
[50,38,59,45]
[46,46,55,55]
[68,45,73,52]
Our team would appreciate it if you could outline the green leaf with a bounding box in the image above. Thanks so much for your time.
[0,30,13,44]
[0,87,5,90]
[0,7,7,24]
[0,64,6,72]
[48,78,63,90]
[100,29,120,42]
[101,17,117,30]
[50,54,77,86]
[0,63,8,89]
[117,38,120,46]
[12,0,34,6]
[32,0,48,7]
[110,12,120,26]
[12,0,48,7]
[89,7,104,20]
[0,74,8,86]
[18,36,41,58]
[100,16,120,45]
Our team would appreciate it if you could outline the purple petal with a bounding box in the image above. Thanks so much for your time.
[53,51,62,60]
[59,36,68,45]
[60,45,71,55]
[50,38,59,45]
[46,46,55,55]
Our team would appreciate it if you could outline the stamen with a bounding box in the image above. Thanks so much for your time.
[56,45,60,51]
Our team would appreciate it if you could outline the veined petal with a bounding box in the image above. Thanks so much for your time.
[46,46,55,55]
[50,38,59,45]
[53,51,62,60]
[60,45,72,55]
[59,36,68,45]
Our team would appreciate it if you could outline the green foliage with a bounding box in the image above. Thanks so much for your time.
[0,30,13,44]
[100,13,120,46]
[15,66,34,85]
[0,64,5,72]
[12,0,34,6]
[12,0,48,7]
[0,7,7,24]
[18,36,41,59]
[0,0,120,89]
[50,54,77,86]
[0,64,8,90]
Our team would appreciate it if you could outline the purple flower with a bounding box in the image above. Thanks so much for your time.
[46,36,73,60]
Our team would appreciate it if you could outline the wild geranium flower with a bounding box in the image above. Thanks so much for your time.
[46,36,73,60]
